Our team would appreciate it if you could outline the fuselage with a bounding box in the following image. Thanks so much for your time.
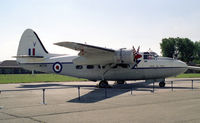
[19,52,188,81]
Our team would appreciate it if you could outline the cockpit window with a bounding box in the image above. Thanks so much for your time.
[143,52,158,60]
[87,65,94,69]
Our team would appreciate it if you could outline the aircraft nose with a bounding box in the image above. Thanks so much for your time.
[177,60,187,68]
[175,60,188,72]
[176,60,187,68]
[174,60,188,75]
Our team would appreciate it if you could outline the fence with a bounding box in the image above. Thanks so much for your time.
[0,79,199,105]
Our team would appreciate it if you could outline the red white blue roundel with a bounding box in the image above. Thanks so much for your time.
[53,62,62,73]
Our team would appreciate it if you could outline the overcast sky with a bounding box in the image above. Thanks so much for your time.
[0,0,200,61]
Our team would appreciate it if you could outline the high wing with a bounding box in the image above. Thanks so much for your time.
[54,42,116,65]
[54,42,115,56]
[188,66,200,71]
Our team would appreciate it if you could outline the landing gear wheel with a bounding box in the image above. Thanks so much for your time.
[116,80,125,84]
[99,80,109,88]
[159,81,166,87]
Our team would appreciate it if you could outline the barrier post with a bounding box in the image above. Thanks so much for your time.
[192,80,194,89]
[131,87,133,95]
[105,88,107,98]
[0,91,2,109]
[152,81,155,93]
[78,86,80,101]
[171,81,173,91]
[42,89,46,104]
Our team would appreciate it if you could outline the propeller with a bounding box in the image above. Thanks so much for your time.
[132,46,142,61]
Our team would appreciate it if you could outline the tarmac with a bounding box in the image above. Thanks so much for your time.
[0,78,200,123]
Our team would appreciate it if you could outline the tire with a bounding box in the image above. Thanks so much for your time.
[159,81,166,87]
[116,80,125,84]
[99,80,109,88]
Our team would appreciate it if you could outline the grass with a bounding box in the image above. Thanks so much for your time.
[0,73,200,84]
[0,74,87,84]
[174,73,200,78]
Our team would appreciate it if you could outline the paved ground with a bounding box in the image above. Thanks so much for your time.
[0,78,200,123]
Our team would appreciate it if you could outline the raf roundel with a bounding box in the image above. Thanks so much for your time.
[53,62,62,73]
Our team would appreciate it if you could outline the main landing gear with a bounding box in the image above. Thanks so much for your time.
[159,81,166,88]
[99,80,126,88]
[99,80,110,88]
[116,80,125,84]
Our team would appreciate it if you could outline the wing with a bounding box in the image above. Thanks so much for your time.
[54,42,116,65]
[54,42,115,56]
[188,66,200,71]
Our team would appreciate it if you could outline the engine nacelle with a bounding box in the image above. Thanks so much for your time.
[72,49,140,65]
[114,49,135,64]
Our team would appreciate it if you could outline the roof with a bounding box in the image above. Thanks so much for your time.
[0,60,20,68]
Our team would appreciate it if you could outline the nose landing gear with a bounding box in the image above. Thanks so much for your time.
[159,81,166,88]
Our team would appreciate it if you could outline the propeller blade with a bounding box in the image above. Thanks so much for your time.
[137,46,140,53]
[132,45,142,61]
[135,54,142,59]
[132,46,137,56]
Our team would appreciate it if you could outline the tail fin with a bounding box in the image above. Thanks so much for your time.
[16,29,49,62]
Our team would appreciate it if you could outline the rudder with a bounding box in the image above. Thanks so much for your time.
[17,29,48,59]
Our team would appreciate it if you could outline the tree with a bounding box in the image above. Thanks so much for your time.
[160,37,195,63]
[193,41,200,64]
[176,38,195,63]
[160,38,176,58]
[194,42,200,58]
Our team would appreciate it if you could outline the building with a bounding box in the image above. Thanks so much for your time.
[0,60,42,74]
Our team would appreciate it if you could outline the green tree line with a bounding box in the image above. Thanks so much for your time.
[160,37,200,64]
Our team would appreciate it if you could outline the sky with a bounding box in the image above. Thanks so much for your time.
[0,0,200,61]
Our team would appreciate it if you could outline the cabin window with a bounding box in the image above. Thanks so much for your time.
[76,65,83,69]
[87,65,94,69]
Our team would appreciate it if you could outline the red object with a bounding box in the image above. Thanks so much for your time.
[135,54,142,59]
[32,48,35,56]
[133,46,141,60]
[56,65,59,70]
[81,49,84,55]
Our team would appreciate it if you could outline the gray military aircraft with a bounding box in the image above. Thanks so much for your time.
[16,29,195,88]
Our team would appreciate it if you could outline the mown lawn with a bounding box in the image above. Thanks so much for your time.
[174,73,200,78]
[0,73,200,84]
[0,74,87,84]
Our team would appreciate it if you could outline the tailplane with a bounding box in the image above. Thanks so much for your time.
[16,29,49,62]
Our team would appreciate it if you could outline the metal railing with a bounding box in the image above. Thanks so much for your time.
[0,79,199,105]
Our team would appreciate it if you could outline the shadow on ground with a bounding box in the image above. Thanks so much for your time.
[14,81,196,103]
[67,82,194,103]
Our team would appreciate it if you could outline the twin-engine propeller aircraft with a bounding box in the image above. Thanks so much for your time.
[16,29,190,88]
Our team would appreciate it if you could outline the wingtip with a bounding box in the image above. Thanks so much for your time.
[54,42,64,46]
[54,41,71,45]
